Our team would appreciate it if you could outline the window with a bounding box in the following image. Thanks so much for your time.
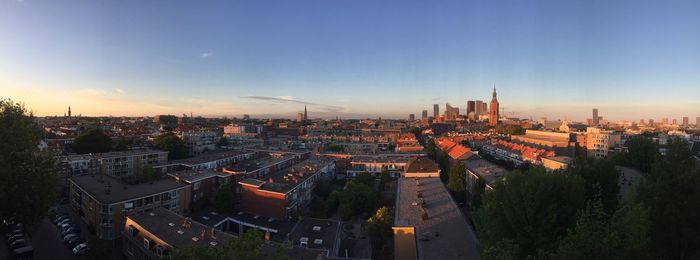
[193,182,201,191]
[143,238,152,249]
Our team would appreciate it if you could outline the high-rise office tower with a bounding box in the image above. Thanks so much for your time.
[422,110,428,119]
[489,86,500,126]
[592,108,599,126]
[475,100,484,116]
[433,104,439,118]
[467,101,476,115]
[672,118,677,125]
[662,118,669,125]
[683,117,689,126]
[409,114,415,121]
[649,119,654,126]
[482,103,487,115]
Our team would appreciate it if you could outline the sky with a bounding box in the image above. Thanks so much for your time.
[1,0,699,121]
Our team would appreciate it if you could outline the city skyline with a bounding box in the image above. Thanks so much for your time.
[2,0,700,120]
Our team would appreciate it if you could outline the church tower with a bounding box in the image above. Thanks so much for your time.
[303,105,308,121]
[68,106,72,118]
[489,86,499,126]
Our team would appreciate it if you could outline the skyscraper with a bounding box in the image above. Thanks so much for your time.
[662,118,668,125]
[697,117,700,127]
[422,110,428,119]
[672,118,677,125]
[482,103,487,115]
[489,86,499,126]
[683,117,689,126]
[433,104,439,118]
[466,101,476,115]
[474,100,484,117]
[592,108,599,126]
[409,114,415,121]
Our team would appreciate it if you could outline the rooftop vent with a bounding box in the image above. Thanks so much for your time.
[168,223,175,227]
[237,211,244,215]
[192,237,199,242]
[314,239,323,245]
[177,230,184,235]
[312,226,321,232]
[202,216,210,220]
[210,212,218,216]
[209,241,218,246]
[267,218,275,223]
[149,212,155,217]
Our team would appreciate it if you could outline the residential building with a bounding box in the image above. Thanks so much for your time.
[122,208,233,260]
[466,100,476,116]
[153,115,178,127]
[69,175,190,240]
[683,117,689,127]
[541,156,573,171]
[95,150,168,178]
[347,156,409,178]
[393,176,479,260]
[402,157,440,178]
[409,114,415,121]
[586,127,622,159]
[465,158,507,194]
[179,131,219,155]
[239,158,335,220]
[168,169,231,205]
[162,150,254,170]
[56,154,99,181]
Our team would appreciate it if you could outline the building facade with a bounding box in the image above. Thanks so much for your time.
[488,87,499,126]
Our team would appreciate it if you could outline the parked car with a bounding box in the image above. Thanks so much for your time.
[53,215,69,224]
[11,245,33,260]
[72,243,89,255]
[63,233,79,242]
[65,237,84,249]
[4,230,22,240]
[8,234,24,244]
[9,239,27,250]
[57,219,72,226]
[61,226,81,236]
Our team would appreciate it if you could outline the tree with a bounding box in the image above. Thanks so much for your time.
[639,138,700,259]
[567,158,620,213]
[474,166,586,258]
[331,181,378,220]
[494,124,526,135]
[140,166,159,183]
[213,185,235,212]
[614,136,659,173]
[557,200,651,260]
[365,207,393,260]
[0,99,59,228]
[378,170,391,191]
[353,172,376,188]
[154,132,188,159]
[325,144,345,153]
[446,161,467,202]
[425,139,436,159]
[469,177,486,209]
[216,137,230,148]
[173,229,287,260]
[72,128,113,154]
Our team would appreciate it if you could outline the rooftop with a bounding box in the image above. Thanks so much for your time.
[127,208,233,249]
[224,154,296,173]
[464,158,508,185]
[171,150,252,166]
[542,156,574,164]
[93,149,167,159]
[350,156,409,164]
[405,157,440,173]
[243,157,334,194]
[190,209,296,242]
[395,177,479,260]
[288,218,341,254]
[167,169,229,183]
[69,174,188,204]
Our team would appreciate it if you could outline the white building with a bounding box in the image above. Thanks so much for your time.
[586,127,621,159]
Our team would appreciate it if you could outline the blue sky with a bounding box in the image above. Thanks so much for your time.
[1,0,699,120]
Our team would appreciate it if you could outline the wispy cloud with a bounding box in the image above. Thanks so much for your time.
[115,88,125,94]
[200,52,213,58]
[432,97,443,101]
[241,95,344,112]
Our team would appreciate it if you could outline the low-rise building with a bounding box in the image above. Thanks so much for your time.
[168,169,231,205]
[464,158,508,194]
[69,175,190,240]
[164,150,254,170]
[179,131,219,155]
[239,158,335,220]
[347,156,409,178]
[94,150,169,178]
[122,208,233,260]
[403,157,440,178]
[393,177,479,260]
[541,156,574,171]
[56,154,100,182]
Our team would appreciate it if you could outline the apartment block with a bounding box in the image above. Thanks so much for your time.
[94,150,169,178]
[239,158,335,220]
[586,127,622,159]
[69,175,190,240]
[178,131,219,155]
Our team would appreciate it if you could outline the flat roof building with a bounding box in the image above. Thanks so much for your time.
[69,175,190,240]
[394,177,479,260]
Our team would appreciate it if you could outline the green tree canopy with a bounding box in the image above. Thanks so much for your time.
[614,136,659,173]
[639,138,700,259]
[154,132,188,159]
[557,200,651,260]
[425,139,436,159]
[567,158,620,212]
[446,161,467,193]
[494,124,526,135]
[474,166,586,258]
[213,184,235,212]
[72,128,113,154]
[173,229,287,260]
[0,99,59,228]
[365,207,393,260]
[216,136,230,148]
[353,172,375,188]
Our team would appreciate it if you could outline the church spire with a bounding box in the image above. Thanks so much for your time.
[303,104,308,120]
